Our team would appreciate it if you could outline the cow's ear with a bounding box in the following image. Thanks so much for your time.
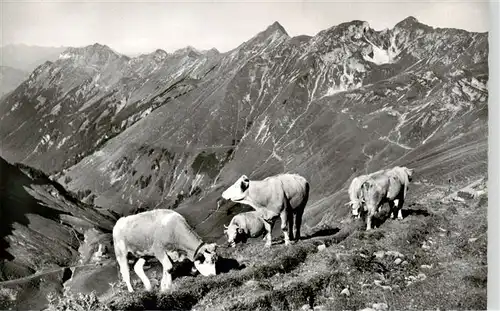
[240,176,250,191]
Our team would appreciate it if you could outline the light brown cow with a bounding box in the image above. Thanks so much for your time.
[223,211,267,247]
[359,166,414,230]
[112,209,218,293]
[221,173,309,247]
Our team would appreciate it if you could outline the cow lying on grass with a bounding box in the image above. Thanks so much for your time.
[351,166,414,230]
[112,209,218,293]
[224,211,267,247]
[220,173,309,247]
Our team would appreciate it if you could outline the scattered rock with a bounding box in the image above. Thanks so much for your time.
[417,273,427,281]
[341,288,350,296]
[394,258,402,265]
[301,304,313,311]
[452,196,465,202]
[421,243,431,250]
[358,308,376,311]
[317,244,326,251]
[420,264,432,269]
[457,190,474,200]
[373,250,385,259]
[385,250,404,258]
[474,190,486,198]
[372,302,389,311]
[468,237,479,243]
[401,260,409,266]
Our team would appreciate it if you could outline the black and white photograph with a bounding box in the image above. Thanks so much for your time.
[0,0,495,310]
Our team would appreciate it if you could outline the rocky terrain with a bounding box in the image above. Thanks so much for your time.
[0,16,488,310]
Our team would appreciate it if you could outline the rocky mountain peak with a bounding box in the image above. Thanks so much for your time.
[58,43,122,62]
[266,21,289,37]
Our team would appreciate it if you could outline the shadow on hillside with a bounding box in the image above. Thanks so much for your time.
[302,227,341,240]
[216,257,246,274]
[137,255,245,279]
[0,158,67,264]
[402,208,430,218]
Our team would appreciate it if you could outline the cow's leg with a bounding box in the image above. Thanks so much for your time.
[280,210,291,246]
[366,207,376,231]
[288,211,295,242]
[116,252,133,292]
[263,220,273,247]
[396,198,404,220]
[133,258,152,291]
[155,251,174,292]
[294,207,305,241]
[388,200,397,219]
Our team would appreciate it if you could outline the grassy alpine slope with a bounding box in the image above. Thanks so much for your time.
[40,178,487,311]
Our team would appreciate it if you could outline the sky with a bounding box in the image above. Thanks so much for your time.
[0,0,491,56]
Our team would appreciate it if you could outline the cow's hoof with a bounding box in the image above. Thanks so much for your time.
[265,243,272,248]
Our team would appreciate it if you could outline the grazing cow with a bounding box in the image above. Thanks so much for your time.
[347,169,386,218]
[360,166,414,230]
[112,209,218,293]
[220,173,309,247]
[224,211,267,247]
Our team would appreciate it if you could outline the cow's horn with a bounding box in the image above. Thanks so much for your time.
[224,224,229,229]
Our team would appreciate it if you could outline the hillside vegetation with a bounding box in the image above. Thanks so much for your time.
[28,178,486,311]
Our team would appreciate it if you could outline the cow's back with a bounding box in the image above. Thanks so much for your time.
[113,209,179,255]
[241,211,266,236]
[276,174,309,209]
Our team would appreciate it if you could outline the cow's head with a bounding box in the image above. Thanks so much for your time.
[347,199,364,218]
[193,243,218,276]
[405,167,414,182]
[223,224,245,247]
[221,175,250,202]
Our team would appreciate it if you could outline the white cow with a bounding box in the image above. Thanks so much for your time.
[347,169,386,218]
[360,166,414,230]
[112,209,218,293]
[221,173,309,247]
[223,211,267,247]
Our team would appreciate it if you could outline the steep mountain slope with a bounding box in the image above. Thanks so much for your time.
[0,44,220,172]
[0,44,68,72]
[52,17,488,231]
[0,66,28,97]
[0,156,118,308]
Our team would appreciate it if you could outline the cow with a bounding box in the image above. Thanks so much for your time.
[220,173,309,247]
[347,169,386,218]
[223,211,267,247]
[112,209,218,293]
[360,166,414,230]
